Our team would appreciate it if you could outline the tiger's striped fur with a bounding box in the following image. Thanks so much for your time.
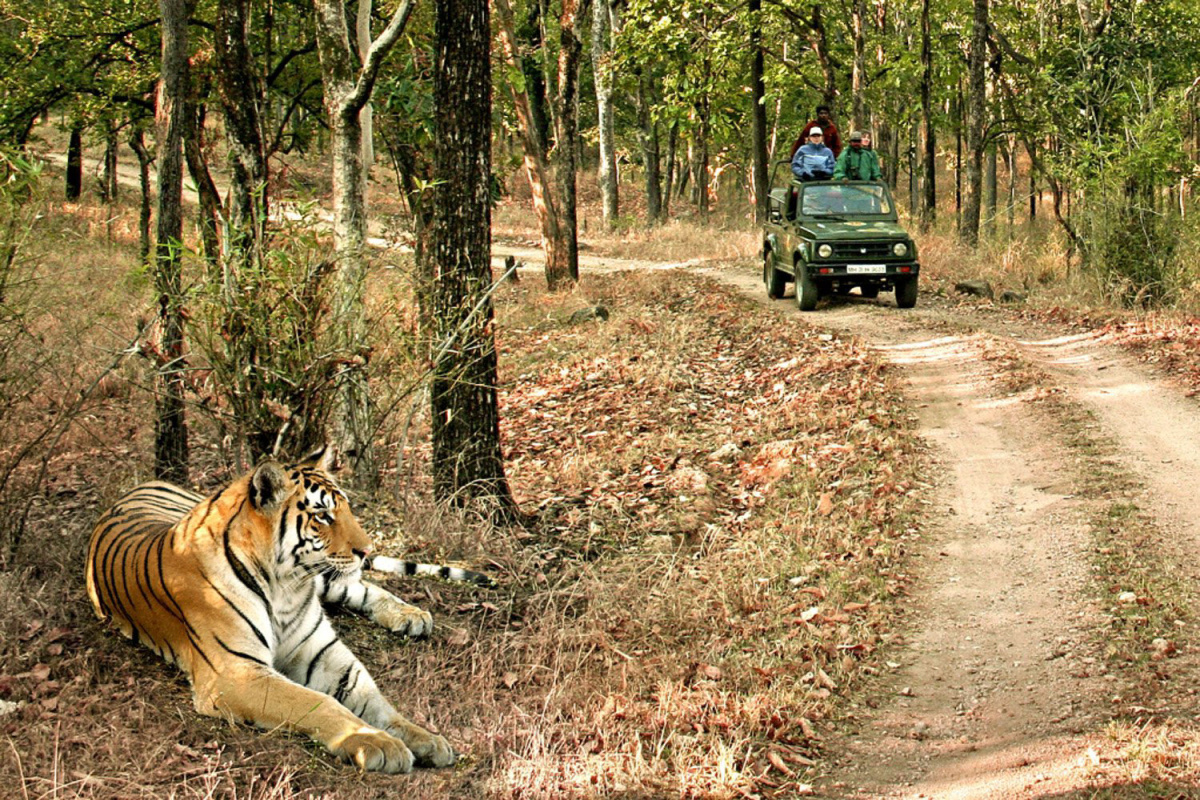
[85,448,455,773]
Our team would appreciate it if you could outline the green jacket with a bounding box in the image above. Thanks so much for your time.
[833,146,882,181]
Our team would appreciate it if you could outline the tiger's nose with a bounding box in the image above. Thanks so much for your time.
[352,546,371,560]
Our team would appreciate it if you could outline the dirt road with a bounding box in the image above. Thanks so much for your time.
[694,265,1200,798]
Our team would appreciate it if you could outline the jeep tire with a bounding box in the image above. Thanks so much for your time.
[796,264,820,311]
[764,250,786,299]
[895,276,919,309]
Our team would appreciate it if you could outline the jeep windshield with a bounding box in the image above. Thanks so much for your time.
[801,184,891,217]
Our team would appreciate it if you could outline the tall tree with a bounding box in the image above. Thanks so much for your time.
[960,0,988,246]
[311,0,415,474]
[430,0,519,519]
[592,0,618,225]
[495,0,572,289]
[153,0,194,483]
[215,0,269,259]
[551,0,591,279]
[749,0,769,223]
[919,0,936,230]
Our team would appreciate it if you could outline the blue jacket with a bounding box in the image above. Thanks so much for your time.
[791,143,836,181]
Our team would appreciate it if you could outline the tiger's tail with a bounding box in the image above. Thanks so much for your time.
[365,555,495,588]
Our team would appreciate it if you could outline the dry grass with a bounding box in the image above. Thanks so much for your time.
[0,177,927,797]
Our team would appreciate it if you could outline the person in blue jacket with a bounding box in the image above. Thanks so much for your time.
[791,127,836,182]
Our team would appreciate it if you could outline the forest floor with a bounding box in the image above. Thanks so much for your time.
[6,142,1200,797]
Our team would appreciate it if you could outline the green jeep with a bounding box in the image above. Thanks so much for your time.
[762,175,919,310]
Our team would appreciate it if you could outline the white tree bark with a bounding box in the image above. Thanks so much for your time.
[591,0,617,224]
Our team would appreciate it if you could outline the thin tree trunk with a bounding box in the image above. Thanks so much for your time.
[635,70,662,222]
[312,0,415,474]
[429,0,518,520]
[591,0,617,225]
[960,0,988,246]
[66,126,83,201]
[216,0,269,262]
[920,0,936,229]
[356,0,375,171]
[182,101,224,270]
[154,0,194,484]
[495,0,572,288]
[663,120,678,218]
[749,0,769,224]
[554,0,589,280]
[984,143,997,237]
[130,129,153,264]
[850,0,867,132]
[101,124,119,202]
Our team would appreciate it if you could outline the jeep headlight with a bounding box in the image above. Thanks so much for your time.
[817,244,833,258]
[892,242,909,257]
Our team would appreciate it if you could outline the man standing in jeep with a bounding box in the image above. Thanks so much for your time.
[833,130,883,182]
[789,105,843,159]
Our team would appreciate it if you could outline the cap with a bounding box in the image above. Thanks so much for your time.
[808,127,824,137]
[849,130,864,142]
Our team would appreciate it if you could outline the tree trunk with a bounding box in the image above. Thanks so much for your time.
[154,0,194,484]
[984,143,997,236]
[101,124,119,203]
[215,0,269,261]
[959,0,988,247]
[850,0,867,132]
[809,6,836,109]
[591,0,617,225]
[663,120,678,219]
[919,0,936,230]
[129,129,153,264]
[749,0,769,224]
[554,0,589,281]
[182,101,224,270]
[312,0,415,475]
[635,70,662,222]
[66,126,83,201]
[495,0,572,289]
[429,0,518,520]
[356,0,375,171]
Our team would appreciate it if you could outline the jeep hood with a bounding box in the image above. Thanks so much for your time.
[800,220,908,239]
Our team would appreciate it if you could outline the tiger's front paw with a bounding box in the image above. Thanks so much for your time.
[394,727,456,768]
[370,599,434,638]
[333,728,414,773]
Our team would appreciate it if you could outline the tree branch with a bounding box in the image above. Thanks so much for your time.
[346,0,415,115]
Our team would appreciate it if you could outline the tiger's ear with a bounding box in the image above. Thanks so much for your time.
[249,462,290,512]
[298,444,338,473]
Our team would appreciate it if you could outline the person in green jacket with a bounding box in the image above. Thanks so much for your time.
[833,130,882,182]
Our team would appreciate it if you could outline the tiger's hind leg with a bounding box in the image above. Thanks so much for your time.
[322,572,433,638]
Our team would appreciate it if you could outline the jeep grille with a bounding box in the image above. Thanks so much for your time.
[831,241,896,259]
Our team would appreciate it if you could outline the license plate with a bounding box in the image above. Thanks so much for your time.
[847,264,886,274]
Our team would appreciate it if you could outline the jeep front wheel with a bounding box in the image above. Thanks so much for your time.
[795,264,819,311]
[895,276,919,309]
[764,250,786,299]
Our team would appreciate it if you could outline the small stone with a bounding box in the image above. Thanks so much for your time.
[567,305,610,325]
[954,279,994,299]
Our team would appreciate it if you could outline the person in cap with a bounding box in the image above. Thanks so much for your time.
[790,105,843,159]
[833,130,882,182]
[791,126,836,182]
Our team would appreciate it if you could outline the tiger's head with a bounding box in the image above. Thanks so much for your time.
[242,446,372,577]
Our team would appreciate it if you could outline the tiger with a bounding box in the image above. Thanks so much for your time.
[85,446,459,773]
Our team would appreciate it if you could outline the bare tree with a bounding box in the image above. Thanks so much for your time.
[429,0,519,520]
[749,0,769,224]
